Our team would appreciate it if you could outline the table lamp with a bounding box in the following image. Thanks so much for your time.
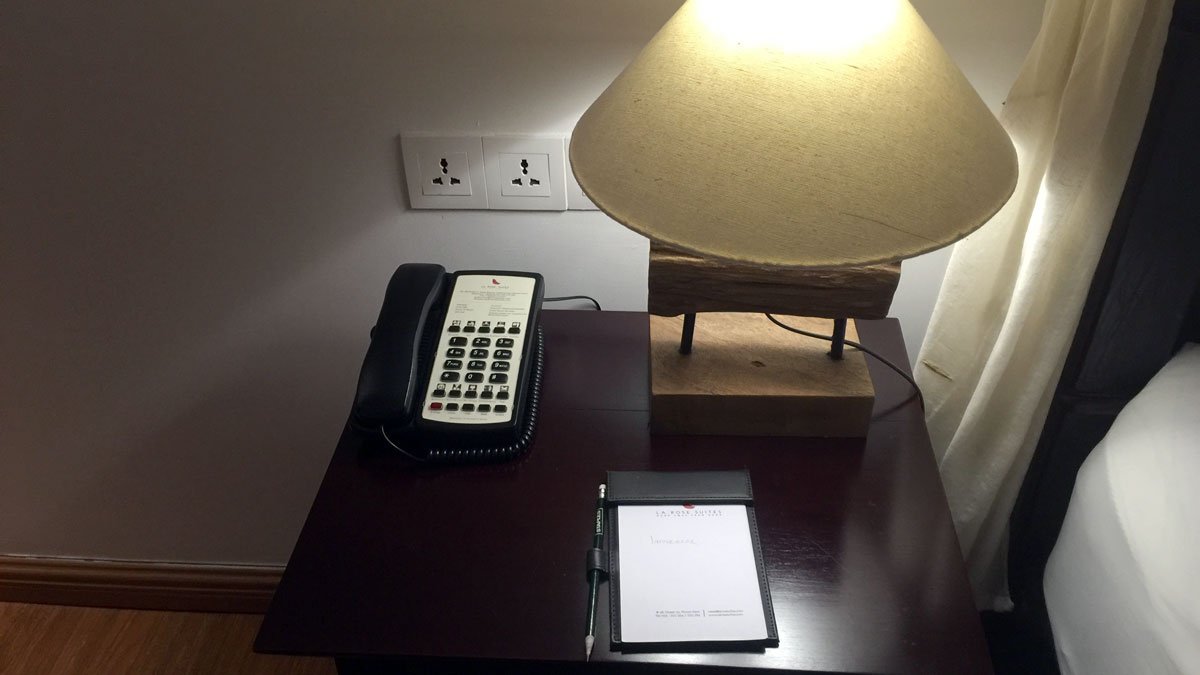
[570,0,1017,437]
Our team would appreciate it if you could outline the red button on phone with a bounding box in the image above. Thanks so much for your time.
[429,402,443,410]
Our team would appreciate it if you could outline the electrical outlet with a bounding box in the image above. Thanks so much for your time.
[499,153,551,198]
[482,135,567,211]
[401,135,488,209]
[421,152,471,196]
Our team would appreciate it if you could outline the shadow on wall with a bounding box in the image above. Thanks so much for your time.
[0,1,671,562]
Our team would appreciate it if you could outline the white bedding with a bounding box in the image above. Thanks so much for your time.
[1044,343,1200,675]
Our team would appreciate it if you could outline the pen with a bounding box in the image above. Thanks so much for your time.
[585,483,606,661]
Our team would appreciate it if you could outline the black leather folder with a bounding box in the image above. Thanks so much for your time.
[606,470,779,651]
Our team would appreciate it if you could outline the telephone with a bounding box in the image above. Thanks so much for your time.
[351,263,545,463]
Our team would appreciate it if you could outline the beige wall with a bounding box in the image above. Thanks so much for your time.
[0,0,1043,564]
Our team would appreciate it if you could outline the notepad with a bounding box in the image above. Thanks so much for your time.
[616,503,769,644]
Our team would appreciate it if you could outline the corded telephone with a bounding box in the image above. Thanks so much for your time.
[351,263,545,463]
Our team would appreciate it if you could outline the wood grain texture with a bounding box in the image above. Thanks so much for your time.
[647,243,900,318]
[649,313,874,436]
[0,602,334,675]
[259,311,991,674]
[0,556,281,613]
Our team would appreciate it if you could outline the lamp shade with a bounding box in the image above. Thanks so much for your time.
[570,0,1018,268]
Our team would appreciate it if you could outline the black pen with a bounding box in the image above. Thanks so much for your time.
[585,483,606,661]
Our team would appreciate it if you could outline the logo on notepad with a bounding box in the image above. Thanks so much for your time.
[492,278,501,285]
[683,503,695,509]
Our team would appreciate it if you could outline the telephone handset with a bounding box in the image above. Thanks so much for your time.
[352,263,545,463]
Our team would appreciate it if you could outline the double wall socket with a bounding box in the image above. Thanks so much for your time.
[401,134,576,211]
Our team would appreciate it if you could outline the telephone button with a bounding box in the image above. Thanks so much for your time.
[440,372,460,382]
[443,359,462,370]
[469,349,488,359]
[446,348,465,358]
[432,387,446,398]
[497,387,510,400]
[448,388,462,398]
[464,322,476,333]
[445,403,460,411]
[465,373,484,383]
[429,402,443,411]
[491,361,510,372]
[494,349,512,359]
[449,337,467,347]
[467,360,487,370]
[480,387,494,399]
[461,404,475,412]
[494,405,508,413]
[496,338,515,348]
[464,389,477,399]
[472,337,491,347]
[488,373,508,384]
[447,322,461,333]
[508,323,521,334]
[477,404,491,413]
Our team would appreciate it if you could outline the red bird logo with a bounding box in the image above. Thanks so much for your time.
[492,278,500,285]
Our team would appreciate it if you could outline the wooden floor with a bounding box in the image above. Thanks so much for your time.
[0,602,335,675]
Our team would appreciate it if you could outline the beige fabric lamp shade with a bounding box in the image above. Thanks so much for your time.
[570,0,1018,268]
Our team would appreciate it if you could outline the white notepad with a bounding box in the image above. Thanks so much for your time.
[616,504,769,643]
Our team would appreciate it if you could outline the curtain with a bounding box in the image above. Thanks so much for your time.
[915,0,1175,610]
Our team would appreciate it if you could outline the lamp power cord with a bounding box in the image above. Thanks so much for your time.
[764,314,925,412]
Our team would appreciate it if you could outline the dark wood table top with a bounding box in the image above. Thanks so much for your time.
[256,310,991,674]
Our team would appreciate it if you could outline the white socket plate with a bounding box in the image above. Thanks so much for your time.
[482,135,567,211]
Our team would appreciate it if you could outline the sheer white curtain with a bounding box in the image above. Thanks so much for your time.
[915,0,1174,610]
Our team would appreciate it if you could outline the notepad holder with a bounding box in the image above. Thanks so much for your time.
[605,470,779,651]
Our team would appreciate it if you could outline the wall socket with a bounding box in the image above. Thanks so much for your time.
[401,135,488,209]
[483,135,567,211]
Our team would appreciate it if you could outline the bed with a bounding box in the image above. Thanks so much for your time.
[1004,0,1200,671]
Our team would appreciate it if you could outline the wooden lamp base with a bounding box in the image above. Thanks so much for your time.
[649,313,875,437]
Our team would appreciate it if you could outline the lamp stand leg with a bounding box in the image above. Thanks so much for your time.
[829,318,847,360]
[679,313,696,355]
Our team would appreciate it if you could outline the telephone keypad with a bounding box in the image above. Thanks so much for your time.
[421,273,537,425]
